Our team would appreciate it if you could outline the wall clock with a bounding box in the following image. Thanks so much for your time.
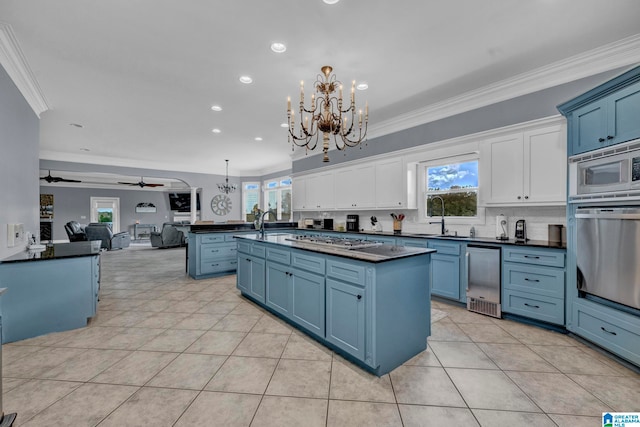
[211,194,232,216]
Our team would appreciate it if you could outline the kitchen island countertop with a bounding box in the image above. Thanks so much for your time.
[235,233,435,263]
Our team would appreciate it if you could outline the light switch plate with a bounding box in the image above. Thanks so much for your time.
[7,223,24,247]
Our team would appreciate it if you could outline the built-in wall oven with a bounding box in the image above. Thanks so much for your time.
[575,207,640,311]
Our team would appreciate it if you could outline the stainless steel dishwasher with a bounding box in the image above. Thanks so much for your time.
[466,245,502,318]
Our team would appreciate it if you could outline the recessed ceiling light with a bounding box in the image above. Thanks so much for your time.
[239,76,253,84]
[69,123,84,128]
[254,137,263,141]
[270,42,287,53]
[212,128,221,134]
[280,123,289,128]
[323,0,340,4]
[211,105,222,111]
[356,82,368,90]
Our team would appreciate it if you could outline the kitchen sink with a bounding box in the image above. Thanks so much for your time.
[410,233,437,237]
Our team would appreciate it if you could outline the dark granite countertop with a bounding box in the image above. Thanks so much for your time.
[306,229,567,250]
[1,241,101,264]
[235,233,435,263]
[189,222,297,233]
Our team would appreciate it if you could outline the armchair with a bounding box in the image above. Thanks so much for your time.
[64,221,88,242]
[85,223,131,250]
[150,223,185,249]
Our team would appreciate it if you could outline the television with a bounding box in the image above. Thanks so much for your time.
[168,192,200,212]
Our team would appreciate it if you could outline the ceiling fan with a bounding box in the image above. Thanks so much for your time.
[117,177,164,188]
[40,170,82,183]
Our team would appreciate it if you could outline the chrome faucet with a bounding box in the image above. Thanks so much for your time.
[428,195,447,235]
[258,209,275,239]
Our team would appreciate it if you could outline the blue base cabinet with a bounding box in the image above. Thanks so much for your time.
[237,241,266,303]
[0,255,99,343]
[502,246,566,325]
[427,240,465,303]
[326,278,365,360]
[189,231,253,279]
[237,237,432,376]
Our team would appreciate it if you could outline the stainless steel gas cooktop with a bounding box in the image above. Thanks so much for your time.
[285,235,382,250]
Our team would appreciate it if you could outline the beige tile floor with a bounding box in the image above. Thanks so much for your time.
[3,245,639,426]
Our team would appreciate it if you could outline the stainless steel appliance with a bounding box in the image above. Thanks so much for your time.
[575,207,640,310]
[286,234,380,249]
[346,215,359,232]
[466,245,501,318]
[514,219,527,241]
[569,138,640,200]
[303,218,314,229]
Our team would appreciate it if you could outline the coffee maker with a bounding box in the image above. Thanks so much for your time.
[346,215,359,232]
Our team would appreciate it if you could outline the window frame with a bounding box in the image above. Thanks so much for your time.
[262,176,292,222]
[242,181,261,222]
[418,154,485,225]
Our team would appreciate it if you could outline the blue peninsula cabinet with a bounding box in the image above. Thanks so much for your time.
[236,234,434,375]
[0,242,100,343]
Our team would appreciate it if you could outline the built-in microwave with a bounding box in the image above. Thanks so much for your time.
[569,139,640,199]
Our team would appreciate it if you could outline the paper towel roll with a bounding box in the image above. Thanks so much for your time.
[496,214,508,240]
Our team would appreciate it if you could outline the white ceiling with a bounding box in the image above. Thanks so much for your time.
[2,0,640,176]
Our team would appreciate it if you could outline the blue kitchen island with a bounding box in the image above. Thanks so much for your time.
[235,233,435,376]
[0,242,100,343]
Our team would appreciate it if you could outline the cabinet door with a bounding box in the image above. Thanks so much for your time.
[571,100,607,155]
[237,256,252,293]
[326,278,365,360]
[524,126,566,204]
[375,158,405,208]
[480,133,524,204]
[607,81,640,146]
[266,261,292,317]
[292,176,308,210]
[249,257,266,303]
[307,172,334,209]
[334,165,375,209]
[430,254,461,300]
[291,269,325,336]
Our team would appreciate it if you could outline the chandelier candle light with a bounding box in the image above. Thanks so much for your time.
[287,66,368,162]
[217,159,237,194]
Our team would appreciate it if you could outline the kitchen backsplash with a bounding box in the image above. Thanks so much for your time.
[295,206,566,241]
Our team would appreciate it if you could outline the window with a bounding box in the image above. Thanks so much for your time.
[424,159,479,218]
[242,182,260,222]
[263,177,292,222]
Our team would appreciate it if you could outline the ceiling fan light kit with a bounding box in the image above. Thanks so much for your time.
[117,177,165,188]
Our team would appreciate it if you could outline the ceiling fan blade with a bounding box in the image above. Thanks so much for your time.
[144,183,164,187]
[59,178,82,183]
[117,181,138,185]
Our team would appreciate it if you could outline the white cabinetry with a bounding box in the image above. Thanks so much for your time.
[293,172,334,210]
[335,165,375,209]
[375,158,406,208]
[480,125,566,206]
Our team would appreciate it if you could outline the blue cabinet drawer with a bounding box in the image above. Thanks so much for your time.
[266,247,291,265]
[326,259,366,286]
[397,238,429,248]
[237,241,266,257]
[199,234,225,244]
[201,243,236,260]
[291,250,325,275]
[200,258,238,275]
[502,247,565,268]
[366,235,396,245]
[427,240,461,256]
[503,263,564,299]
[572,300,640,366]
[503,289,564,325]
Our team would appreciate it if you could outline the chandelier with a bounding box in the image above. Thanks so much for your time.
[287,65,368,162]
[217,159,237,194]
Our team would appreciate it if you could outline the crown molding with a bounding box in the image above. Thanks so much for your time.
[0,22,49,117]
[368,34,640,140]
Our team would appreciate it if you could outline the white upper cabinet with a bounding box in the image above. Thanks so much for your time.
[480,124,566,206]
[292,176,308,210]
[375,158,406,208]
[334,164,375,209]
[306,171,335,210]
